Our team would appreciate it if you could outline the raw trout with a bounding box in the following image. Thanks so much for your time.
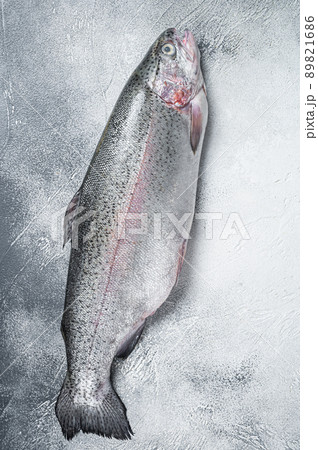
[56,28,208,440]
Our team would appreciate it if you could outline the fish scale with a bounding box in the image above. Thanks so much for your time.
[56,27,208,441]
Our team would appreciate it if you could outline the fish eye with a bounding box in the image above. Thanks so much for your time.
[161,43,176,56]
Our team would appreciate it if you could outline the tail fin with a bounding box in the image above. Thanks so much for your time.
[55,375,133,441]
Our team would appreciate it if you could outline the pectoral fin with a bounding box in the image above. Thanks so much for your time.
[190,87,208,154]
[190,99,203,154]
[63,190,81,247]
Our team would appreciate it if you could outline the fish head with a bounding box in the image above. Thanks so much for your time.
[138,28,205,109]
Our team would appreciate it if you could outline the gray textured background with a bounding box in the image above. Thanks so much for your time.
[0,0,299,449]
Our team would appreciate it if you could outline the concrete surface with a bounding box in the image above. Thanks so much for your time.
[0,0,299,448]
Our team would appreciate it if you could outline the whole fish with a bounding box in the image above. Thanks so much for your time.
[56,28,208,440]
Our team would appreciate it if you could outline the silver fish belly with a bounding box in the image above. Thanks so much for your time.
[56,28,208,440]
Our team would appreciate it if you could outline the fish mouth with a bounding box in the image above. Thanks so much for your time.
[174,29,199,63]
[174,28,205,97]
[182,30,196,60]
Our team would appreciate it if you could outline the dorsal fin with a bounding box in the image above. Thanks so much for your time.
[63,190,81,247]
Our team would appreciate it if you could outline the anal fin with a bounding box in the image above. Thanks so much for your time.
[116,321,145,359]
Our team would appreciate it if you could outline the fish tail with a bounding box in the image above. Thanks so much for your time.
[55,375,133,441]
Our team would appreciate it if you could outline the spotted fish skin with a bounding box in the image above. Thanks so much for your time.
[56,28,208,441]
